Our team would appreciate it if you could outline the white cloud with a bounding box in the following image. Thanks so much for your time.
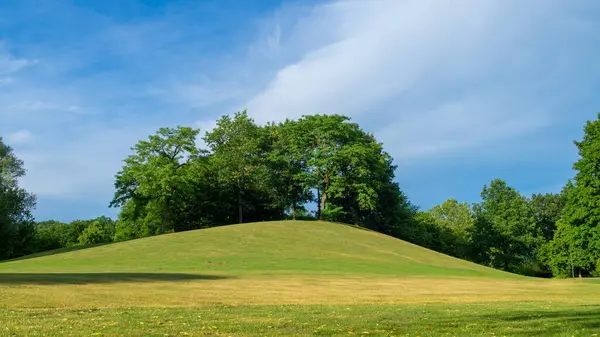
[6,130,33,146]
[243,0,580,160]
[0,43,36,75]
[8,100,56,111]
[378,100,552,160]
[17,126,154,200]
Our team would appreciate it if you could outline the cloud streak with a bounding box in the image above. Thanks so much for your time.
[243,0,597,162]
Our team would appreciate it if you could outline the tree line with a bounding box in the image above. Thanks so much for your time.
[1,111,599,278]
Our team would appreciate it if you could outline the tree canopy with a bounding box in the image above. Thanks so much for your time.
[543,114,600,277]
[0,137,36,260]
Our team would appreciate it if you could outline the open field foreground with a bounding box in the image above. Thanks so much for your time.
[1,221,599,336]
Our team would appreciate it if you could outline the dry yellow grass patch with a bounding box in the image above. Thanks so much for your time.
[1,275,598,309]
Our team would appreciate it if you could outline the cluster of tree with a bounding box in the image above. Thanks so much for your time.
[32,217,116,251]
[411,114,600,278]
[411,181,569,277]
[0,138,36,260]
[109,111,415,239]
[1,110,600,279]
[0,137,117,259]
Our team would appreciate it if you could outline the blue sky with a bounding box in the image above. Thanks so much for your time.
[1,0,599,222]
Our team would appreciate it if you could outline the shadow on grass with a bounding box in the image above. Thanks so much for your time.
[420,306,600,336]
[0,273,231,285]
[1,244,110,264]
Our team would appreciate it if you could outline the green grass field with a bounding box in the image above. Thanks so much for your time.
[1,221,599,336]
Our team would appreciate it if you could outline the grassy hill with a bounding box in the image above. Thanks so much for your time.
[0,220,511,278]
[1,221,599,336]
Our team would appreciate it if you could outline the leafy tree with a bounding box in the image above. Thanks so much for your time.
[291,115,347,220]
[472,179,534,272]
[33,220,69,251]
[365,180,418,240]
[114,198,163,241]
[78,221,106,245]
[203,110,266,223]
[110,126,200,234]
[529,191,567,242]
[428,198,475,259]
[410,211,443,250]
[292,114,382,221]
[0,137,36,259]
[75,217,115,245]
[265,120,313,220]
[64,220,93,247]
[544,114,600,277]
[330,133,389,225]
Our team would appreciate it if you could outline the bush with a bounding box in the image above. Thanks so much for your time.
[592,258,600,278]
[77,221,107,245]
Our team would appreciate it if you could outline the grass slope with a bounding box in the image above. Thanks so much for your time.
[0,220,510,277]
[1,220,599,336]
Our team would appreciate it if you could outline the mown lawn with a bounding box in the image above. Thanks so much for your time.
[3,302,600,336]
[1,221,599,336]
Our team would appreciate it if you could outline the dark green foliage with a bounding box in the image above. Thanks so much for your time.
[530,192,568,242]
[264,120,313,220]
[32,220,69,251]
[471,179,535,273]
[26,216,117,254]
[110,126,201,234]
[543,114,600,277]
[413,183,567,276]
[0,137,36,260]
[108,111,415,242]
[426,199,475,259]
[203,110,270,224]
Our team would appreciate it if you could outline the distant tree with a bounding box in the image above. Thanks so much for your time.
[203,110,265,223]
[428,198,475,259]
[114,199,163,241]
[290,115,350,220]
[410,211,443,250]
[110,126,200,234]
[544,114,600,277]
[77,221,106,245]
[65,220,92,247]
[33,220,69,251]
[292,114,390,221]
[529,191,568,243]
[0,137,36,259]
[472,179,534,272]
[265,120,313,220]
[365,180,418,240]
[330,132,390,225]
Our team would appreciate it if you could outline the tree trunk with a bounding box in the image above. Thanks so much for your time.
[352,207,359,225]
[317,188,321,220]
[320,191,327,221]
[292,203,297,220]
[238,187,243,224]
[160,202,169,234]
[352,196,360,225]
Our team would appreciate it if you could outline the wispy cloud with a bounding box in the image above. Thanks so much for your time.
[243,0,598,162]
[0,43,36,75]
[6,130,33,145]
